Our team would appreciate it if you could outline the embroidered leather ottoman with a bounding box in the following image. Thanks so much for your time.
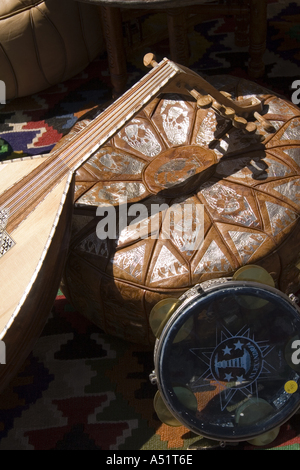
[0,0,104,100]
[61,74,300,345]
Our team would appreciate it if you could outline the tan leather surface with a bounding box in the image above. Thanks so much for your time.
[60,76,300,344]
[0,0,104,99]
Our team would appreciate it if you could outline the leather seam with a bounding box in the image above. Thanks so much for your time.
[29,8,52,86]
[0,42,19,99]
[35,4,67,83]
[0,1,45,20]
[77,3,90,63]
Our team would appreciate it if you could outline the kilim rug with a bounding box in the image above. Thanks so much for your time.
[0,0,300,451]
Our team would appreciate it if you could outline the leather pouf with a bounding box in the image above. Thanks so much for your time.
[0,0,104,100]
[60,75,300,344]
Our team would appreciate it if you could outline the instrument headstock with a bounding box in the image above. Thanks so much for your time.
[144,53,274,136]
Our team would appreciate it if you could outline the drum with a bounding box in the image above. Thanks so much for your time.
[60,73,300,345]
[149,266,300,446]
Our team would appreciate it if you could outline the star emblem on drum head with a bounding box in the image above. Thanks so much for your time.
[0,209,15,258]
[190,325,274,411]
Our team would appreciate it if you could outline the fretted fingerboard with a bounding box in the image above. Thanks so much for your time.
[0,58,180,234]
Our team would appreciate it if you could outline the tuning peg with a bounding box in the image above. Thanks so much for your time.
[244,122,257,134]
[222,106,235,119]
[187,86,258,134]
[232,115,248,129]
[188,89,213,108]
[220,91,232,99]
[143,53,158,68]
[197,95,213,108]
[254,112,276,133]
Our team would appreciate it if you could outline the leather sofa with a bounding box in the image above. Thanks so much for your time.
[0,0,104,100]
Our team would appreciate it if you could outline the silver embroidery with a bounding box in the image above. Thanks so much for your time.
[215,128,262,156]
[268,120,285,131]
[0,209,15,259]
[154,157,198,189]
[161,200,204,255]
[280,119,300,141]
[201,183,259,227]
[120,119,161,157]
[228,231,267,264]
[78,182,146,206]
[196,110,227,147]
[88,150,145,176]
[118,211,161,246]
[160,99,190,145]
[194,240,232,274]
[111,244,146,281]
[265,201,298,235]
[266,99,297,116]
[76,233,109,258]
[263,158,292,178]
[282,148,300,167]
[150,245,188,283]
[216,156,291,181]
[273,179,300,206]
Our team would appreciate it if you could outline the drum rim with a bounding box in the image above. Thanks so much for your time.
[153,279,300,442]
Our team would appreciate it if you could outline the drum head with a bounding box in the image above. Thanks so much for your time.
[155,281,300,442]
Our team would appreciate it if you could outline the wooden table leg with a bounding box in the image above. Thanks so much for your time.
[248,0,267,78]
[234,4,250,47]
[166,8,189,65]
[99,6,128,96]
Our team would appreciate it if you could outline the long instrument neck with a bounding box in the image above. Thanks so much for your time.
[1,58,181,232]
[50,58,180,174]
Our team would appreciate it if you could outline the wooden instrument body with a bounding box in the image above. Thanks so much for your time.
[0,157,74,391]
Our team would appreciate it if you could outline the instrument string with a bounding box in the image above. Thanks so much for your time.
[4,65,164,213]
[49,63,173,171]
[4,62,175,222]
[5,63,172,215]
[8,65,173,217]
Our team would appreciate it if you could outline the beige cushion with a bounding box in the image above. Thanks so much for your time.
[0,0,104,99]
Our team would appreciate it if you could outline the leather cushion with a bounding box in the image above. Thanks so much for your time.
[60,76,300,344]
[0,0,104,99]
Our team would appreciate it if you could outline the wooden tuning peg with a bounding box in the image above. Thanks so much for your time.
[220,91,232,99]
[244,122,257,134]
[143,53,158,68]
[197,95,213,108]
[187,89,213,108]
[222,107,235,119]
[233,115,248,129]
[254,112,276,133]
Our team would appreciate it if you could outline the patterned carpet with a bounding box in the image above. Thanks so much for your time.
[0,0,300,451]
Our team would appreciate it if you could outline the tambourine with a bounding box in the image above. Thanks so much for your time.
[149,265,300,447]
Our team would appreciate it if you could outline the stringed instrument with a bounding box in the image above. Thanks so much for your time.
[0,54,263,392]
